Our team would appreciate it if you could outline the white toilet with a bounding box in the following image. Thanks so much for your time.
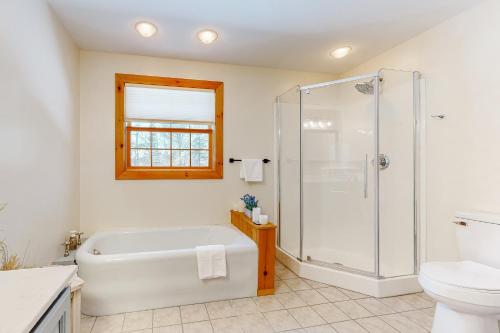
[419,211,500,333]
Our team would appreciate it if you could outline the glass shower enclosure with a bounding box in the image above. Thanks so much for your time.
[276,69,421,283]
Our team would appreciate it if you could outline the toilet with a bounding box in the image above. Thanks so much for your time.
[419,211,500,333]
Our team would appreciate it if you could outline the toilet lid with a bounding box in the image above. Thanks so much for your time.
[420,261,500,292]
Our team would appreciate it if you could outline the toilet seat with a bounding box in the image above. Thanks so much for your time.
[419,261,500,308]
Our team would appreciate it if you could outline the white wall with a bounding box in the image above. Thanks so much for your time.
[0,0,80,266]
[80,51,333,234]
[343,0,500,262]
[3,0,492,267]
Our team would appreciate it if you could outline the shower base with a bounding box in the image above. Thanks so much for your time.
[277,247,422,298]
[304,246,412,278]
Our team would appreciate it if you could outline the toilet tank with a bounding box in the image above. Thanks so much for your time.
[455,211,500,269]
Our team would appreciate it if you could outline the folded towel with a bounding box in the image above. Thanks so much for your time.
[239,159,263,182]
[195,245,227,280]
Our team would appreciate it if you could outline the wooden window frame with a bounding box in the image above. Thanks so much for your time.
[115,74,223,180]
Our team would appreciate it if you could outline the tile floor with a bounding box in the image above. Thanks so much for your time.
[81,261,435,333]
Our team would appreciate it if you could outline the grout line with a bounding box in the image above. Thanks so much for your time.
[398,310,433,332]
[356,317,400,333]
[354,319,375,333]
[334,287,351,299]
[178,306,185,333]
[378,314,411,333]
[120,312,125,332]
[330,319,369,333]
[207,315,215,333]
[151,308,154,332]
[352,298,383,317]
[89,316,96,333]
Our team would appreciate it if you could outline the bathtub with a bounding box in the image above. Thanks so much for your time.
[76,225,258,316]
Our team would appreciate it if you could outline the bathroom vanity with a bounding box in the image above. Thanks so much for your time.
[0,265,77,333]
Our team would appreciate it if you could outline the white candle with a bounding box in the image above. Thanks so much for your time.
[252,207,261,223]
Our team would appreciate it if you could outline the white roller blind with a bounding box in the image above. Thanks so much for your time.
[125,84,215,122]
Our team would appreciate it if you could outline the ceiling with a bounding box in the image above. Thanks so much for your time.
[49,0,482,74]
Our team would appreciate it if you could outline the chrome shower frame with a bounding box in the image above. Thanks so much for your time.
[276,69,422,280]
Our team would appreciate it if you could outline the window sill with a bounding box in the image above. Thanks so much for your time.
[115,167,223,180]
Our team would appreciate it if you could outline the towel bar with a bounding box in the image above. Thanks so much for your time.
[229,158,271,163]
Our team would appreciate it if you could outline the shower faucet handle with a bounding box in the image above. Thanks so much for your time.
[378,154,390,169]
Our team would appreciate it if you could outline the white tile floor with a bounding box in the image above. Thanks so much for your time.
[81,261,435,333]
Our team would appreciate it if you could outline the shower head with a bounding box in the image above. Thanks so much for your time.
[355,78,384,95]
[355,80,374,95]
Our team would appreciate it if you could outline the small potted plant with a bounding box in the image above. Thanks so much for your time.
[240,194,258,218]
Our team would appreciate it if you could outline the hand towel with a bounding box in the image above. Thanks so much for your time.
[239,159,263,182]
[195,245,227,280]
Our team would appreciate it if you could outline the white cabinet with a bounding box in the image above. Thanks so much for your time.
[0,266,77,333]
[32,288,71,333]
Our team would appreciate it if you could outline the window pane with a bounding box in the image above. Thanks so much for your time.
[130,121,152,128]
[130,149,151,166]
[152,150,171,167]
[190,124,210,129]
[130,131,151,148]
[151,122,171,128]
[172,133,190,149]
[172,150,190,167]
[191,133,209,149]
[171,123,190,129]
[152,132,170,149]
[191,150,209,167]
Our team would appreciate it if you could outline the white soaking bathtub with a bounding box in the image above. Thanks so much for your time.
[76,225,258,316]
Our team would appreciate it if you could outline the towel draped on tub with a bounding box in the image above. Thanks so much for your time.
[195,244,227,280]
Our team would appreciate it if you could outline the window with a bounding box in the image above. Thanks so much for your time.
[115,74,223,179]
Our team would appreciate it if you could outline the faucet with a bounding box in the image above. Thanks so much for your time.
[62,240,71,257]
[75,231,84,246]
[68,232,78,251]
[62,231,84,256]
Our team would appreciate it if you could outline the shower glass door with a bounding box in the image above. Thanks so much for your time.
[301,76,378,274]
[277,87,301,259]
[377,69,418,277]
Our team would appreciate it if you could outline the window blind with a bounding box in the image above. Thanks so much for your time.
[125,84,215,122]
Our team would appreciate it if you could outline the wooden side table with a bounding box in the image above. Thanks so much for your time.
[230,210,276,296]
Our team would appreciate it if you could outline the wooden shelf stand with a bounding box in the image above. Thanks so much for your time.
[230,210,276,296]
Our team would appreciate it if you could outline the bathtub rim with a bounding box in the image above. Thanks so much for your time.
[76,224,257,264]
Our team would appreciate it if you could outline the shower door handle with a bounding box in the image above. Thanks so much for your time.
[363,154,368,198]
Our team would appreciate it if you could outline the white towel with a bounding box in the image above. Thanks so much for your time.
[195,245,227,280]
[239,159,263,182]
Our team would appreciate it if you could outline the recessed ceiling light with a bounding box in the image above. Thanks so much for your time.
[135,22,157,38]
[197,29,218,44]
[330,46,352,59]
